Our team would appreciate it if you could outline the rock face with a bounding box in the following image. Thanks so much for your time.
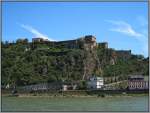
[31,35,105,80]
[78,35,101,79]
[31,35,132,80]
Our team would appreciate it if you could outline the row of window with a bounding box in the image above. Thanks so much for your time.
[128,81,148,88]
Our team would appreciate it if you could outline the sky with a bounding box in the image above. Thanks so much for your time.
[2,2,148,57]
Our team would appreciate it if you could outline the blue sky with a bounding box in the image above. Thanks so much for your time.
[2,2,148,57]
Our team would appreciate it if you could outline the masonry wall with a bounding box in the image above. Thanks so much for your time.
[116,50,131,60]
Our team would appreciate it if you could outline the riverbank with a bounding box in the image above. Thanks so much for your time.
[14,94,150,98]
[2,92,148,98]
[2,89,149,98]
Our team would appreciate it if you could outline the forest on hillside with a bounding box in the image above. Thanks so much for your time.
[1,38,149,88]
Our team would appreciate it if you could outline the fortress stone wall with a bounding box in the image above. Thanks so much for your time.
[116,50,131,59]
[32,35,109,50]
[31,35,132,60]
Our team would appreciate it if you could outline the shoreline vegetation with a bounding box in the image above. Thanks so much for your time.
[2,90,149,98]
[2,93,148,98]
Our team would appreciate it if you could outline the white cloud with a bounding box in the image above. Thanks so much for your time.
[20,24,55,41]
[106,20,148,57]
[106,20,143,37]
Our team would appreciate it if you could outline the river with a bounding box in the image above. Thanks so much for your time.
[1,95,149,112]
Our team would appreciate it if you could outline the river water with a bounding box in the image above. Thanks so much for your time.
[1,95,149,112]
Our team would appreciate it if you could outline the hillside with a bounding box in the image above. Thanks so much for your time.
[1,35,149,87]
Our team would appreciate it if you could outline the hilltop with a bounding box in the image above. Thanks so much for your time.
[1,35,149,88]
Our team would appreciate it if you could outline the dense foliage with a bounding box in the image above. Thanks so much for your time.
[1,39,149,88]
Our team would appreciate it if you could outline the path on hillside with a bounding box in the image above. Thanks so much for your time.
[104,80,127,87]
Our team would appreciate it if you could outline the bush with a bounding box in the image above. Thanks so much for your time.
[78,81,87,90]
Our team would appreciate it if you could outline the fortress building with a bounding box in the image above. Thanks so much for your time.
[31,35,132,60]
[31,35,108,50]
[97,42,108,49]
[32,37,49,43]
[116,50,131,60]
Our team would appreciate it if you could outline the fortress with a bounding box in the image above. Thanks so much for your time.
[31,35,131,59]
[32,35,108,50]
